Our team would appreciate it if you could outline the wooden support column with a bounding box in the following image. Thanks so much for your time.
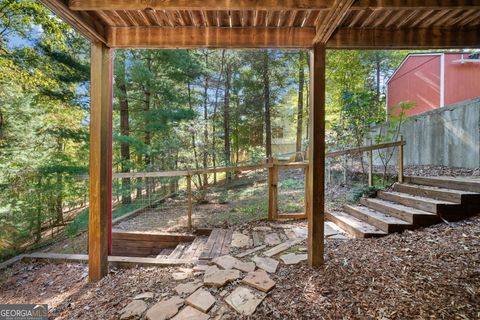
[398,136,404,183]
[368,150,373,187]
[307,43,326,267]
[268,158,279,220]
[89,42,113,282]
[304,165,310,217]
[187,175,193,229]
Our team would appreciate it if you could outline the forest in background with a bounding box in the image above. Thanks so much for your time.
[0,0,407,260]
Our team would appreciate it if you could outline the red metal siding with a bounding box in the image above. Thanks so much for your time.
[444,54,480,106]
[387,55,441,117]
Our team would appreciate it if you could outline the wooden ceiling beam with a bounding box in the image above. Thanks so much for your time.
[40,0,106,44]
[106,27,316,48]
[327,28,480,49]
[69,0,334,11]
[352,0,480,9]
[314,0,355,43]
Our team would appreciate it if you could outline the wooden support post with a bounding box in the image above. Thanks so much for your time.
[268,158,279,220]
[89,42,113,282]
[308,43,326,267]
[343,156,347,185]
[304,165,310,217]
[368,150,373,187]
[187,175,192,229]
[398,136,404,183]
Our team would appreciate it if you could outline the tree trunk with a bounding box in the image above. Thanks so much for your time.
[213,50,226,184]
[223,63,232,181]
[187,79,203,187]
[202,52,209,187]
[55,137,64,225]
[295,52,305,161]
[35,177,42,243]
[116,51,131,204]
[263,51,272,158]
[143,54,152,197]
[376,53,381,102]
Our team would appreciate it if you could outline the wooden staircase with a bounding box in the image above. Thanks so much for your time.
[326,176,480,238]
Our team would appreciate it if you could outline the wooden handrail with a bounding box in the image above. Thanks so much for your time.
[77,140,405,180]
[326,140,406,158]
[110,163,268,179]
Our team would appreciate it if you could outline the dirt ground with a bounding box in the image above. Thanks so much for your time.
[38,165,479,256]
[1,215,479,319]
[41,169,315,254]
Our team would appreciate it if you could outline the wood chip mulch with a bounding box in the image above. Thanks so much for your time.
[1,216,479,320]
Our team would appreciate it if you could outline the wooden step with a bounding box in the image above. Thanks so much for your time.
[180,236,208,260]
[325,211,387,238]
[360,197,439,226]
[199,228,233,260]
[394,183,480,204]
[168,242,190,259]
[404,176,480,193]
[377,191,460,214]
[343,205,412,233]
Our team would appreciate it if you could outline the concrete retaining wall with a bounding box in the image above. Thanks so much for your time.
[370,98,480,169]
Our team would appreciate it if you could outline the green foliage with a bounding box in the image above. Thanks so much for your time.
[280,178,304,190]
[330,91,384,148]
[0,2,418,261]
[349,184,383,203]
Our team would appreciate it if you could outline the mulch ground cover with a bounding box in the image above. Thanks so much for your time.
[1,215,479,320]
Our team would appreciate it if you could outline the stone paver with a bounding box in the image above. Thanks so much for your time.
[172,272,190,281]
[204,269,241,287]
[241,269,275,292]
[212,255,238,270]
[324,222,339,237]
[120,299,148,320]
[193,264,210,272]
[280,253,308,265]
[212,255,255,273]
[328,233,349,240]
[253,226,272,231]
[171,306,209,320]
[225,286,266,316]
[186,288,216,313]
[145,296,184,320]
[133,292,154,300]
[174,280,203,296]
[234,260,255,273]
[231,233,250,248]
[251,256,279,274]
[236,245,267,258]
[264,233,281,246]
[292,227,307,239]
[263,239,303,257]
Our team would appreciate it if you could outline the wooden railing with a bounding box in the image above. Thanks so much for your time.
[100,138,406,227]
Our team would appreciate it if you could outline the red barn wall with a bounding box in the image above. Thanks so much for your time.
[387,53,480,117]
[387,55,441,117]
[444,54,480,106]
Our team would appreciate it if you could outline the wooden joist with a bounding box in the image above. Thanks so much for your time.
[327,28,480,49]
[107,27,316,48]
[69,0,480,11]
[40,0,106,43]
[69,0,334,11]
[352,0,480,9]
[314,0,356,43]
